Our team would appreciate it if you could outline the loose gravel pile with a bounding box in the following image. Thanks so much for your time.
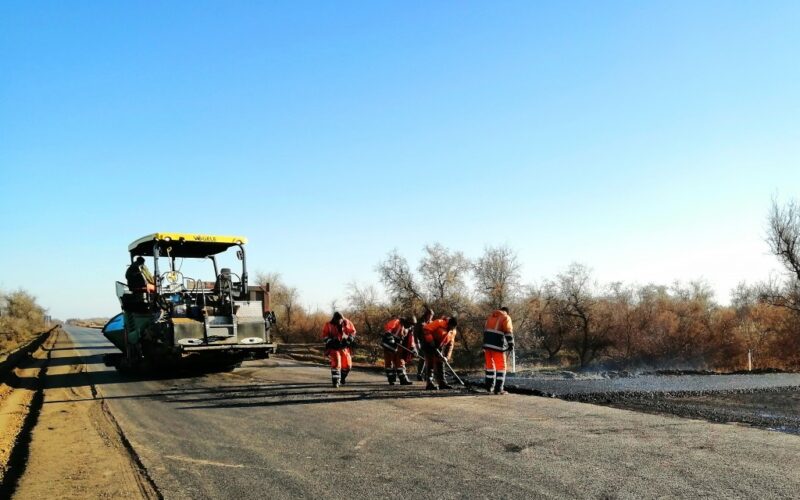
[505,372,800,396]
[483,372,800,434]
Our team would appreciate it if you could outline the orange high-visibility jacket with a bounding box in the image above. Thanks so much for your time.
[423,318,456,348]
[322,318,356,342]
[483,309,513,351]
[384,318,403,336]
[381,318,405,352]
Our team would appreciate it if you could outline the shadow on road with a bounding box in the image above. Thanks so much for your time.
[40,379,479,409]
[39,354,107,368]
[11,364,226,394]
[168,382,479,410]
[44,344,116,352]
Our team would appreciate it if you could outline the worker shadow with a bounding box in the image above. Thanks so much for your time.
[40,380,443,406]
[169,382,478,410]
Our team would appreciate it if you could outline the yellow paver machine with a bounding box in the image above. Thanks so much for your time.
[102,233,277,371]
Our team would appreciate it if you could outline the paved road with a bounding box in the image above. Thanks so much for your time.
[62,326,800,499]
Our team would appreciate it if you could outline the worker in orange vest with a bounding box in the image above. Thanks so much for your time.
[483,307,514,395]
[381,316,416,385]
[322,311,356,388]
[422,316,458,390]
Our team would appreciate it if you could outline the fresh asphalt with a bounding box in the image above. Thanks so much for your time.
[60,325,800,499]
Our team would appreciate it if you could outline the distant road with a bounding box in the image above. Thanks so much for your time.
[61,325,800,499]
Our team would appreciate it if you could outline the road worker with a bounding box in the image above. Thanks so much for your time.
[125,256,155,292]
[483,307,514,395]
[422,316,458,390]
[413,307,434,380]
[381,316,416,385]
[322,311,356,388]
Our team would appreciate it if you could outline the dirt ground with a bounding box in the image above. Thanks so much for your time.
[11,331,157,500]
[0,332,56,489]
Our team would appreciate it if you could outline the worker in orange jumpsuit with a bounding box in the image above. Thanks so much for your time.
[483,307,514,395]
[381,316,416,385]
[322,311,356,388]
[422,316,458,390]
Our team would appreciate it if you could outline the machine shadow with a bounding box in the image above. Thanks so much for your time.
[44,344,116,352]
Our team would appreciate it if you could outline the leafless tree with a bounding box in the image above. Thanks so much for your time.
[418,243,471,313]
[761,197,800,313]
[523,282,571,360]
[346,281,384,340]
[473,245,522,309]
[376,250,424,311]
[255,272,299,336]
[558,263,613,368]
[608,282,637,359]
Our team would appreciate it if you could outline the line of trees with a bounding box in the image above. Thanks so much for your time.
[259,199,800,372]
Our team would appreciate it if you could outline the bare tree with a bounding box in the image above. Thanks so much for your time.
[376,250,424,310]
[473,245,522,309]
[282,286,300,331]
[417,243,471,312]
[523,282,571,360]
[762,198,800,313]
[558,263,613,368]
[346,281,384,340]
[608,282,637,359]
[255,272,299,337]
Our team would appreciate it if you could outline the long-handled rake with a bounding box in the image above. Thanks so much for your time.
[397,343,473,390]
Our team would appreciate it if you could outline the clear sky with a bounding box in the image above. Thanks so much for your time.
[1,1,799,319]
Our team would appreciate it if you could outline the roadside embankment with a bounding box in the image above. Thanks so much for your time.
[0,327,57,494]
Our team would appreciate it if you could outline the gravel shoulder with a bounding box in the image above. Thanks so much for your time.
[11,331,157,499]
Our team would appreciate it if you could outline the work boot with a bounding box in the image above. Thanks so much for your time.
[386,369,396,385]
[494,371,506,395]
[485,371,495,393]
[425,381,439,391]
[341,369,350,386]
[332,378,340,388]
[398,372,413,385]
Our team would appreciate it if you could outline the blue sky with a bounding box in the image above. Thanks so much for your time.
[1,1,798,319]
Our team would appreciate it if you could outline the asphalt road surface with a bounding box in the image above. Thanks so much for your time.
[61,326,800,499]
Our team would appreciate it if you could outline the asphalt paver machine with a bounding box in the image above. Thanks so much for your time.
[102,232,277,371]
